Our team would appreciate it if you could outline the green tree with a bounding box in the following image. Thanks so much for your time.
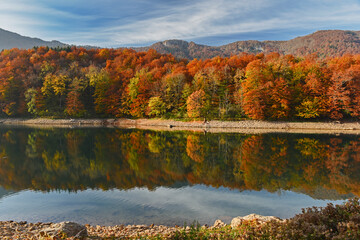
[41,73,70,114]
[162,73,186,114]
[87,66,111,115]
[148,97,166,117]
[24,88,38,115]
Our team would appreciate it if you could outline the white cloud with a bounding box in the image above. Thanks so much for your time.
[1,0,360,47]
[95,0,360,46]
[0,0,96,41]
[99,0,270,45]
[0,187,345,225]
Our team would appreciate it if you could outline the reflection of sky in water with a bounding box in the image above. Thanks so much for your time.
[0,185,345,226]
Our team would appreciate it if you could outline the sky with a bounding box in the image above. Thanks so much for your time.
[0,0,360,47]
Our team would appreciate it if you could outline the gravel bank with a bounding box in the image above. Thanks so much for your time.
[1,118,360,134]
[0,215,280,239]
[0,221,223,239]
[0,220,182,239]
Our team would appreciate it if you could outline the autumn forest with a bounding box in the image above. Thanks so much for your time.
[1,47,360,120]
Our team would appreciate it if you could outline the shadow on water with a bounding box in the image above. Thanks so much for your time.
[0,187,16,200]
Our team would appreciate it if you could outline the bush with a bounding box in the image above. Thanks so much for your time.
[171,198,360,240]
[231,198,360,240]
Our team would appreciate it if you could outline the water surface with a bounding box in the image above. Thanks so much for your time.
[0,127,358,225]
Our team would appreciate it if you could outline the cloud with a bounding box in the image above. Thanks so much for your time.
[94,0,360,46]
[1,0,360,47]
[0,186,345,225]
[105,0,271,46]
[0,0,97,41]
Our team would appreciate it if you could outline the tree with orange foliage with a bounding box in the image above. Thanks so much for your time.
[241,54,294,120]
[186,89,206,119]
[240,59,268,119]
[328,56,360,119]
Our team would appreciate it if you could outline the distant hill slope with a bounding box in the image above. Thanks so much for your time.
[0,28,67,50]
[134,30,360,59]
[2,28,360,59]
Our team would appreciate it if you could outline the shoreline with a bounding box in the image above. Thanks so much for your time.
[0,118,360,134]
[0,214,280,239]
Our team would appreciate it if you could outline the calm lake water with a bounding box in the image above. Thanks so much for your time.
[0,126,358,226]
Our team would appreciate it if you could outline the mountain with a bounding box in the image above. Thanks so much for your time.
[0,28,67,50]
[2,28,360,59]
[134,30,360,59]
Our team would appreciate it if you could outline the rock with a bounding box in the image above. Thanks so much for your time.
[231,214,281,228]
[213,219,226,228]
[42,221,87,238]
[243,213,281,222]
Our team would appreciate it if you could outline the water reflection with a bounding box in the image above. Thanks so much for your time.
[0,187,345,226]
[0,127,359,198]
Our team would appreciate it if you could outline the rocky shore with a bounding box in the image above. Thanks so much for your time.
[2,200,359,239]
[0,118,360,134]
[0,214,281,239]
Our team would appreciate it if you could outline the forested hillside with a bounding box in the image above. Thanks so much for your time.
[135,30,360,59]
[0,46,360,120]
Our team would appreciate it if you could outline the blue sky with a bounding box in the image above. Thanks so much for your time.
[1,0,360,47]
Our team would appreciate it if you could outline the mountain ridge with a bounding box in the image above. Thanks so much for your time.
[0,28,67,50]
[134,30,360,59]
[1,28,360,59]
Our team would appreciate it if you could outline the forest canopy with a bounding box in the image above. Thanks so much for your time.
[0,47,360,120]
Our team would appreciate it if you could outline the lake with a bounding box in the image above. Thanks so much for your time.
[0,126,358,226]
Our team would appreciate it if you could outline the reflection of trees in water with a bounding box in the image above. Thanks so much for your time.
[0,128,359,199]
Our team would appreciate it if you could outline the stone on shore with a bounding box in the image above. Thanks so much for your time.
[212,219,226,228]
[41,221,87,238]
[231,214,282,228]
